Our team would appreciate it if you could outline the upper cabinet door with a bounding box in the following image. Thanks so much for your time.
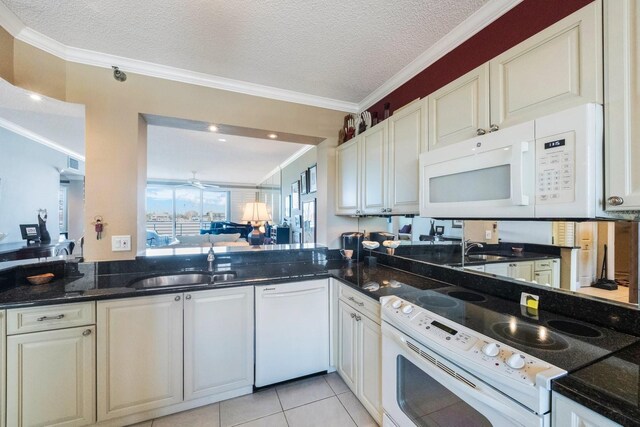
[336,138,360,215]
[360,123,389,215]
[427,64,489,150]
[490,1,602,129]
[605,0,640,210]
[388,100,426,214]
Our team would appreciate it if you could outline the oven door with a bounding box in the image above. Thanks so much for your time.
[419,120,535,219]
[382,323,549,427]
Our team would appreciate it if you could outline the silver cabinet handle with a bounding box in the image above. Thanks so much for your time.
[175,296,181,301]
[608,196,624,206]
[489,124,500,132]
[355,315,362,321]
[348,296,365,307]
[37,314,64,322]
[186,295,192,300]
[476,128,486,136]
[350,312,356,318]
[82,329,92,336]
[381,208,386,213]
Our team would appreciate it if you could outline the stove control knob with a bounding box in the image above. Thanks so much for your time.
[481,342,500,357]
[391,299,402,309]
[507,354,526,370]
[401,305,414,314]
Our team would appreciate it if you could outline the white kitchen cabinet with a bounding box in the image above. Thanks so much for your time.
[509,261,534,282]
[337,300,359,392]
[534,259,560,288]
[490,1,601,129]
[361,123,389,214]
[388,100,426,214]
[7,326,95,427]
[484,262,509,277]
[358,311,382,422]
[553,392,621,427]
[336,137,360,215]
[427,64,490,150]
[0,311,5,427]
[422,2,601,152]
[97,294,183,421]
[337,291,382,424]
[464,265,486,272]
[534,270,552,287]
[604,0,640,211]
[184,287,253,401]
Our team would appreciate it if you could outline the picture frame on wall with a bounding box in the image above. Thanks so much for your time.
[308,165,317,193]
[291,180,300,211]
[302,199,316,244]
[300,170,308,194]
[285,195,291,218]
[452,220,463,228]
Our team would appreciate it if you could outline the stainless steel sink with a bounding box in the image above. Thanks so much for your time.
[467,254,510,262]
[129,273,212,288]
[212,271,238,282]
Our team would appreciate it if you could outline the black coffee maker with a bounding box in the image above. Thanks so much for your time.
[341,232,364,261]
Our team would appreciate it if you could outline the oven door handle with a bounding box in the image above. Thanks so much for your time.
[511,140,530,206]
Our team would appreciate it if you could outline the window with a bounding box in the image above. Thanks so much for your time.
[146,185,229,239]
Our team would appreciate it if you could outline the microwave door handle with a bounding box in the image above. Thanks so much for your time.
[511,141,530,206]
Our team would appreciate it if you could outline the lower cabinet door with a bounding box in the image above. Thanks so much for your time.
[97,294,183,421]
[534,270,552,286]
[7,326,96,427]
[184,287,254,401]
[337,300,358,393]
[358,314,382,423]
[509,261,534,282]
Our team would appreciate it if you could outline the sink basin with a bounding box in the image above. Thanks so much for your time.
[129,273,212,289]
[212,271,238,282]
[467,254,510,262]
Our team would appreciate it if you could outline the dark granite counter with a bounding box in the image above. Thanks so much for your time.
[553,342,640,427]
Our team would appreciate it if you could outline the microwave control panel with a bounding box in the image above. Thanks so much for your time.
[535,132,575,204]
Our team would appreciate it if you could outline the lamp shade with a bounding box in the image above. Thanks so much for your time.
[241,202,272,222]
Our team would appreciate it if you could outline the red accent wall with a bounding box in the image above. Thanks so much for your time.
[365,0,594,118]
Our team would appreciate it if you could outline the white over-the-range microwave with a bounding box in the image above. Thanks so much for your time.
[419,103,603,219]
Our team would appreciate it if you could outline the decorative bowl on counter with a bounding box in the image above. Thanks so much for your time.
[26,273,55,285]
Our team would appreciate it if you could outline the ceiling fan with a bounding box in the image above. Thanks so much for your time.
[177,171,219,189]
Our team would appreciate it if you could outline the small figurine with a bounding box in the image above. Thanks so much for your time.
[37,209,51,243]
[91,216,106,240]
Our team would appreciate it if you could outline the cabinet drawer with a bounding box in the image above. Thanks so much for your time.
[339,283,380,323]
[534,259,554,271]
[7,302,95,334]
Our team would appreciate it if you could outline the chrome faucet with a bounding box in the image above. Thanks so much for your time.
[463,240,484,256]
[207,244,215,272]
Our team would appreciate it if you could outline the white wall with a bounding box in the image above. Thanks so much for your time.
[0,127,67,243]
[66,179,85,242]
[497,221,553,244]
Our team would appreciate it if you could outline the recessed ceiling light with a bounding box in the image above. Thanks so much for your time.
[208,124,218,132]
[29,93,42,101]
[218,138,226,142]
[267,133,278,139]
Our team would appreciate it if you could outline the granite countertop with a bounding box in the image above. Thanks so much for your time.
[397,250,560,267]
[0,260,331,309]
[553,342,640,427]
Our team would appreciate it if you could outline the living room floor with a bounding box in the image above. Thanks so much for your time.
[129,373,377,427]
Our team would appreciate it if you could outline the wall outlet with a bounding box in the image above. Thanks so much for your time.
[112,235,131,251]
[485,230,492,239]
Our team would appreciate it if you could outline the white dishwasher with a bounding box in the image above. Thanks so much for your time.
[255,279,329,387]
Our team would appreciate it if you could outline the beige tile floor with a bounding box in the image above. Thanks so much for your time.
[576,284,630,303]
[128,373,378,427]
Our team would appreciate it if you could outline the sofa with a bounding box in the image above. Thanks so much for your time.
[171,233,250,248]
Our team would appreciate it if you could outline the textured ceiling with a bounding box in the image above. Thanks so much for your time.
[1,0,488,103]
[147,125,306,185]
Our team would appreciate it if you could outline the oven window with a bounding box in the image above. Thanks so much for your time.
[397,355,492,426]
[429,164,511,203]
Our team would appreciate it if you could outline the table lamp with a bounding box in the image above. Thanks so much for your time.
[242,202,272,245]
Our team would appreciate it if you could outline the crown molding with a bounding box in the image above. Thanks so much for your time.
[0,6,358,114]
[0,117,86,161]
[358,0,524,111]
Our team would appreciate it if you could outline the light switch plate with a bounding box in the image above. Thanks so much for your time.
[112,235,131,251]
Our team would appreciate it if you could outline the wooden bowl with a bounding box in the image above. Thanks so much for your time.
[26,273,55,285]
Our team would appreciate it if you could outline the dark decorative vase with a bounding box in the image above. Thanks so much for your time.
[38,211,51,243]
